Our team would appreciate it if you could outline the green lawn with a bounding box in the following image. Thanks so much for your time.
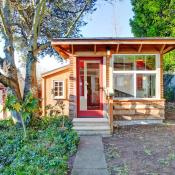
[0,116,79,175]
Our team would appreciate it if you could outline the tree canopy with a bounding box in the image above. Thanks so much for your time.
[130,0,175,37]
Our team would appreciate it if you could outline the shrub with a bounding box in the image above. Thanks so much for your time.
[0,116,79,175]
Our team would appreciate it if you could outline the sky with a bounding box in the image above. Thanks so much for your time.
[81,0,133,37]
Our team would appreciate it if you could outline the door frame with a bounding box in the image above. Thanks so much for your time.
[76,57,103,118]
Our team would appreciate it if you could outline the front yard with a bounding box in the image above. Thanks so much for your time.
[103,124,175,175]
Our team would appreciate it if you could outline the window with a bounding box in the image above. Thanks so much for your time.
[53,81,64,99]
[113,74,134,97]
[113,55,158,99]
[136,74,156,98]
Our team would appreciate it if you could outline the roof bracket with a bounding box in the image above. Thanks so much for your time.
[160,44,166,54]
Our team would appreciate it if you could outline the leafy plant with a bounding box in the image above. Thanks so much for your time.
[5,92,39,138]
[45,100,66,128]
[0,116,79,174]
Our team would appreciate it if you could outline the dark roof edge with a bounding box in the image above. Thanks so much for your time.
[52,37,175,42]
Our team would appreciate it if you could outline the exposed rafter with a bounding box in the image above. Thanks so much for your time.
[54,46,73,59]
[163,46,174,54]
[138,44,142,53]
[160,44,166,54]
[116,44,120,53]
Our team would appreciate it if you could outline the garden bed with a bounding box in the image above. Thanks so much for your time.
[103,125,175,175]
[0,116,79,175]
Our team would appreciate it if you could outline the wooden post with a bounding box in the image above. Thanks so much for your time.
[108,96,113,133]
[160,54,164,99]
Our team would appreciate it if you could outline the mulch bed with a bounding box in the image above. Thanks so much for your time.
[103,125,175,175]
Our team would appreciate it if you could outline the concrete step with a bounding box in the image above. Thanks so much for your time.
[73,125,110,131]
[73,118,111,136]
[75,130,111,136]
[73,118,109,126]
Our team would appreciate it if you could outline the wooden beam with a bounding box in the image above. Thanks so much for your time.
[54,46,72,59]
[116,44,120,53]
[138,44,142,53]
[160,44,166,54]
[163,46,174,54]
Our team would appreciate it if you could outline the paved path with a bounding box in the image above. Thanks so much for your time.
[71,136,109,175]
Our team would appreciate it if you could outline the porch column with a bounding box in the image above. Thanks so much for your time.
[160,54,164,99]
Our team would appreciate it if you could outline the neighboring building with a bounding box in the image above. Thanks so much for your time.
[42,37,175,135]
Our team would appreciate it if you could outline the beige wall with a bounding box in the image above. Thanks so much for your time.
[42,69,70,116]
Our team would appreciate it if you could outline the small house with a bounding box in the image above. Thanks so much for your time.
[42,38,175,135]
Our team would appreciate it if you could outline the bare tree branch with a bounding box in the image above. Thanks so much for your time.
[64,2,88,37]
[0,7,12,40]
[32,0,46,50]
[0,72,16,88]
[37,1,46,37]
[12,23,28,43]
[10,0,31,31]
[33,41,51,56]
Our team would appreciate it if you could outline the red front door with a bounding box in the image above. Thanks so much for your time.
[77,57,103,118]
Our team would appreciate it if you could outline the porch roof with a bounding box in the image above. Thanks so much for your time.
[51,37,175,59]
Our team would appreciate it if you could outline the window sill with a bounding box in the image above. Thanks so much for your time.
[113,97,160,101]
[53,97,65,100]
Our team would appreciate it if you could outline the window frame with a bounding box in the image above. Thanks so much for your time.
[112,54,160,100]
[53,80,65,99]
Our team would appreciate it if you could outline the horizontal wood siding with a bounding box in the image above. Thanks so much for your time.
[113,99,165,121]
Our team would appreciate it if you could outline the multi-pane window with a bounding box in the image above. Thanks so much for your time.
[113,55,158,99]
[53,81,64,99]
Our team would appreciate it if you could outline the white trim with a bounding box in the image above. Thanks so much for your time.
[113,70,157,74]
[112,54,160,99]
[53,80,65,99]
[109,56,113,94]
[103,56,107,118]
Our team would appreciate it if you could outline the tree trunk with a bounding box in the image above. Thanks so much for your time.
[23,51,38,99]
[11,110,23,124]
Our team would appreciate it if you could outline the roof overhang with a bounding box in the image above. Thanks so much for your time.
[42,64,70,78]
[51,37,175,59]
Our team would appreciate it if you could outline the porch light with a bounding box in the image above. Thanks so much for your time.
[106,46,111,56]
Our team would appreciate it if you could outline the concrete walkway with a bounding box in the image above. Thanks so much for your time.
[71,136,109,175]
